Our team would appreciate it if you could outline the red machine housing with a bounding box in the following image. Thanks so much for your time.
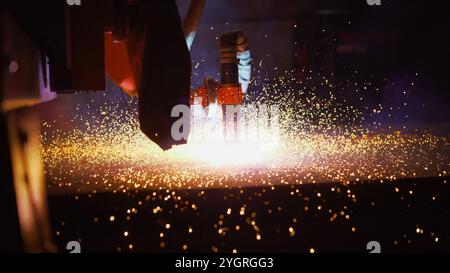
[190,83,243,107]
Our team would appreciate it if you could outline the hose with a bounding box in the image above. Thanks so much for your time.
[219,31,251,93]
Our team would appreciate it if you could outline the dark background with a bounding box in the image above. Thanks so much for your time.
[38,0,450,253]
[177,0,450,127]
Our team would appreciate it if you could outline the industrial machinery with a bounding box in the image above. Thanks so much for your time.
[0,0,205,252]
[1,0,248,252]
[1,0,207,149]
[190,31,251,108]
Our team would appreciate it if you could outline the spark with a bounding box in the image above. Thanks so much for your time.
[42,118,449,193]
[41,73,448,198]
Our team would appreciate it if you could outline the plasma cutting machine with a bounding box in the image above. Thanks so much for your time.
[2,0,206,150]
[0,0,206,252]
[0,0,251,252]
[190,30,251,107]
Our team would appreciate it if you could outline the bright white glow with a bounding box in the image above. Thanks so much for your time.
[169,141,277,166]
[168,103,280,166]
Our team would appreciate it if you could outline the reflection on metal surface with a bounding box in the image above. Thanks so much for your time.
[7,109,54,252]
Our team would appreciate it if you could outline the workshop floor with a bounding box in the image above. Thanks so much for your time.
[40,82,450,253]
[48,177,450,253]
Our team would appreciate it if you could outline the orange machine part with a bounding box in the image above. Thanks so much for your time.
[190,86,209,107]
[104,32,137,96]
[217,85,243,105]
[190,85,243,106]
